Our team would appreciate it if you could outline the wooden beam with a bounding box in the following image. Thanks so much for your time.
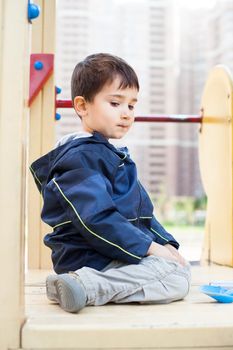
[0,1,29,349]
[28,0,55,269]
[199,65,233,266]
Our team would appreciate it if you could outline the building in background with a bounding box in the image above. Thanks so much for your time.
[176,6,209,198]
[177,0,233,197]
[207,0,233,73]
[56,0,90,136]
[55,0,232,200]
[145,0,180,197]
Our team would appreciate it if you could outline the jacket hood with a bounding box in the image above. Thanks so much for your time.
[55,131,93,148]
[30,131,128,193]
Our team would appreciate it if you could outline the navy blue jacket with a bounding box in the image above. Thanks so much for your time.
[30,131,179,273]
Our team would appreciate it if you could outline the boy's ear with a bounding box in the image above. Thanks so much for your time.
[73,96,88,117]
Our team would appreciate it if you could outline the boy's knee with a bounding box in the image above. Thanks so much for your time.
[169,271,191,301]
[160,263,191,303]
[177,274,190,298]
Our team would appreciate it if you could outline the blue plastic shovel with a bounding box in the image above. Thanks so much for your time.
[200,285,233,303]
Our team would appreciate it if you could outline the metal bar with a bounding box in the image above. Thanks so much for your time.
[56,99,72,108]
[135,115,202,123]
[56,99,202,123]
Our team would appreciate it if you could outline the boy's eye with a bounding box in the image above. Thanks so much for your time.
[110,102,120,107]
[128,105,134,111]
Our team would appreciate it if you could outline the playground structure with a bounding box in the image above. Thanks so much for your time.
[0,1,233,349]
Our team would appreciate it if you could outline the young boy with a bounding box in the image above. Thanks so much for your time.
[30,53,191,313]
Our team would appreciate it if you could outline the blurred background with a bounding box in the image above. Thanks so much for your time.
[54,0,233,261]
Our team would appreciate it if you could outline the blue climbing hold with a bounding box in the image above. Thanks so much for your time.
[55,113,61,121]
[56,86,62,94]
[34,61,43,70]
[28,2,40,21]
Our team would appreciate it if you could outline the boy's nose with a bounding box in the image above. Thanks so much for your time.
[120,113,130,120]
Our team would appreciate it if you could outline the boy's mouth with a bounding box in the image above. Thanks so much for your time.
[117,124,129,128]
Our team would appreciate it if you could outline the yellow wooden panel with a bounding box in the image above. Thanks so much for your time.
[28,0,55,270]
[40,75,55,269]
[39,0,56,269]
[43,0,56,53]
[28,0,43,269]
[28,94,43,268]
[0,1,29,349]
[31,0,43,53]
[199,65,233,266]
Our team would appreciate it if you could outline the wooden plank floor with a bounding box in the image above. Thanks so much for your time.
[22,264,233,350]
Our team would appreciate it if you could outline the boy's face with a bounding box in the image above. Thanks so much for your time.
[76,76,138,139]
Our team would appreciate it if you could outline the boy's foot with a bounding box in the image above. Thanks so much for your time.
[46,273,86,313]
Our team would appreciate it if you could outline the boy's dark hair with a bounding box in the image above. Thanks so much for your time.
[71,53,139,104]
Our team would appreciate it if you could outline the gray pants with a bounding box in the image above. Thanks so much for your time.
[76,255,191,306]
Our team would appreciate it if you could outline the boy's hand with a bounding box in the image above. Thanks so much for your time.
[147,242,187,266]
[164,243,188,266]
[147,241,179,262]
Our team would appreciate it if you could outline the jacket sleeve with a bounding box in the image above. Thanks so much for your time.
[46,165,153,264]
[150,215,180,249]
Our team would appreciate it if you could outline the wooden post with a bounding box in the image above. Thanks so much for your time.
[28,0,56,269]
[199,65,233,266]
[0,1,29,349]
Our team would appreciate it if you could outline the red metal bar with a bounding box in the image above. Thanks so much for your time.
[56,99,202,123]
[56,99,73,108]
[135,115,202,123]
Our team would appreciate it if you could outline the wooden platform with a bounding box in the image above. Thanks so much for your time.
[22,264,233,350]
